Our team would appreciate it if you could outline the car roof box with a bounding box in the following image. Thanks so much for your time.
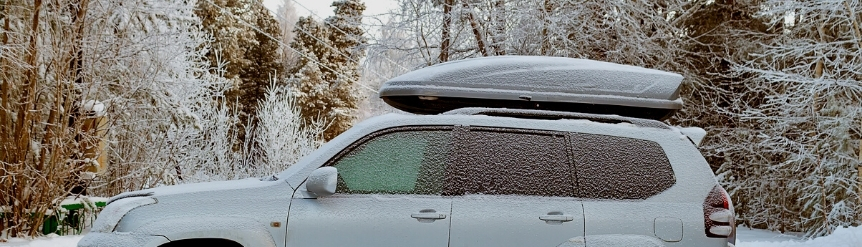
[379,56,684,120]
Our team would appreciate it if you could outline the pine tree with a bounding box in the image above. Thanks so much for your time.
[195,0,257,80]
[238,2,284,127]
[289,0,367,141]
[195,0,282,137]
[289,52,330,127]
[321,0,366,141]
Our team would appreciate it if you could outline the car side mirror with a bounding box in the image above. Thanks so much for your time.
[306,167,338,197]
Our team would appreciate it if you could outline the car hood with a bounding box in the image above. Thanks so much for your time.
[109,178,284,203]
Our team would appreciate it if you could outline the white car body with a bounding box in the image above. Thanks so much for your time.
[79,111,732,247]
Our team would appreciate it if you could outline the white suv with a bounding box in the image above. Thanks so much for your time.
[79,56,735,247]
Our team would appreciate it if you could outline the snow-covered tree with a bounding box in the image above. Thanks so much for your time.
[357,17,419,119]
[80,0,231,191]
[239,2,284,127]
[162,81,324,184]
[0,0,109,236]
[252,83,325,177]
[383,0,693,73]
[725,0,862,236]
[195,0,283,139]
[276,0,301,70]
[0,0,235,236]
[289,0,367,141]
[667,0,809,234]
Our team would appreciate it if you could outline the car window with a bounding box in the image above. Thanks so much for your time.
[446,127,575,197]
[331,128,452,195]
[569,133,676,199]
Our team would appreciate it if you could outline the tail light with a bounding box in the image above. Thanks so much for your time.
[704,185,736,244]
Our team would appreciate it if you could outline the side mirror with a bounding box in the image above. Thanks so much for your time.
[306,167,338,197]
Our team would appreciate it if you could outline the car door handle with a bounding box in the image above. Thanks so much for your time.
[411,213,447,220]
[540,215,574,222]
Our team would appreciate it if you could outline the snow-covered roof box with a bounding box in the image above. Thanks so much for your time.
[379,56,684,120]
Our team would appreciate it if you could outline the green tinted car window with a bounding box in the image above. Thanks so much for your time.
[333,130,450,195]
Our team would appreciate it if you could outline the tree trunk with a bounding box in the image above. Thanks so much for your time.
[439,0,453,62]
[844,1,862,49]
[462,1,487,56]
[491,0,506,55]
[69,0,89,86]
[14,0,43,168]
[843,1,862,217]
[0,1,10,235]
[540,0,552,55]
[858,127,862,220]
[0,0,11,163]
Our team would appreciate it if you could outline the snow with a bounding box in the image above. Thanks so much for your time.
[1,227,859,246]
[90,197,156,233]
[736,227,805,243]
[675,126,707,146]
[382,56,683,99]
[0,235,83,247]
[79,100,105,117]
[736,226,862,247]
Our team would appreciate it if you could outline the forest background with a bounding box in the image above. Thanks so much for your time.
[2,0,862,239]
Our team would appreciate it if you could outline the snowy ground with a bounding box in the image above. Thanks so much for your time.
[736,226,862,247]
[1,227,859,246]
[1,234,83,247]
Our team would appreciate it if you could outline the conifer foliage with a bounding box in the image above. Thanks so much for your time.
[289,0,368,141]
[195,0,283,132]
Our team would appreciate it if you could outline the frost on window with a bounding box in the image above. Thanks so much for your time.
[570,133,675,199]
[446,128,575,197]
[331,128,451,195]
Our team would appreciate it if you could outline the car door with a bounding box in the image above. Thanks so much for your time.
[286,126,454,247]
[446,127,585,247]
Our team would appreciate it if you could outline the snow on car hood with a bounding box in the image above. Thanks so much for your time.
[111,178,282,201]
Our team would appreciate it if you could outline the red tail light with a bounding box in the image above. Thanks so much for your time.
[704,185,736,243]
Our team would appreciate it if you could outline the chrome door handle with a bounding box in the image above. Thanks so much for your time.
[411,213,447,219]
[412,209,447,223]
[540,215,574,222]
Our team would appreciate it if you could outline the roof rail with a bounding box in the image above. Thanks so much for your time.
[442,108,671,130]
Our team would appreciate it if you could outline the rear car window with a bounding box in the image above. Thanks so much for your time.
[569,133,676,199]
[331,129,451,195]
[446,128,576,197]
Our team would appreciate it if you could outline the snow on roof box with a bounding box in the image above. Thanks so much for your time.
[379,56,684,120]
